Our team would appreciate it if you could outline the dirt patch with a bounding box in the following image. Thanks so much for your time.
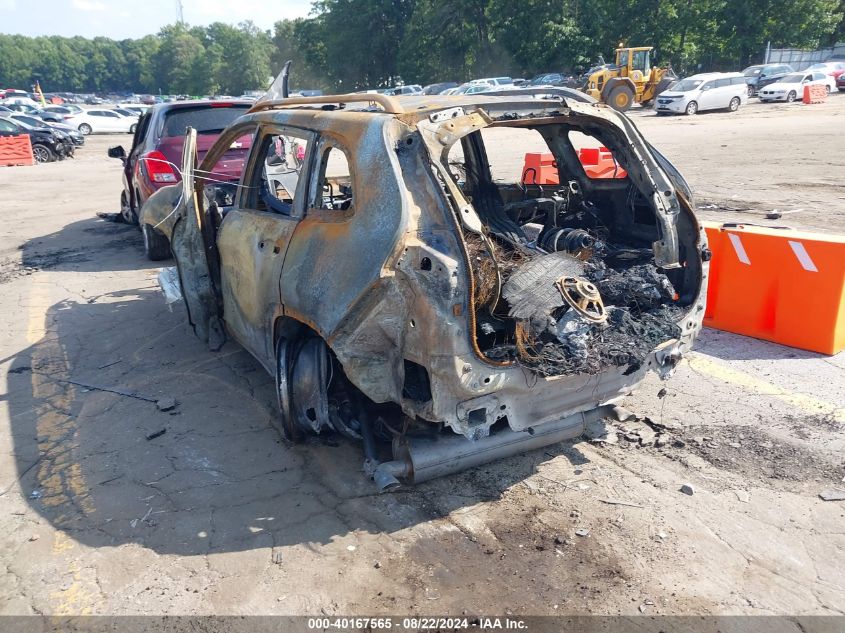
[395,501,629,615]
[0,248,92,284]
[680,424,844,485]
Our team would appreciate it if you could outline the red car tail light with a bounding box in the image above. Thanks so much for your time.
[141,150,179,183]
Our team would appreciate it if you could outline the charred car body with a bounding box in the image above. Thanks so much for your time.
[153,74,708,489]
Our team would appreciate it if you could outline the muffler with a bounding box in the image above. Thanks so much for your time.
[373,405,616,491]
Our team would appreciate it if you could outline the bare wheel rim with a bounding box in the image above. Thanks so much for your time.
[686,101,697,115]
[121,193,132,223]
[79,123,92,135]
[787,91,796,102]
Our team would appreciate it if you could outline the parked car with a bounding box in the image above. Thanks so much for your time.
[528,73,570,87]
[4,103,64,123]
[0,116,69,162]
[422,82,458,95]
[42,104,84,117]
[655,72,747,115]
[0,89,31,100]
[449,82,496,95]
[3,96,41,109]
[117,104,150,115]
[470,76,513,87]
[65,108,136,135]
[142,81,706,488]
[106,100,253,244]
[742,64,794,96]
[7,113,84,147]
[806,61,845,82]
[465,84,496,94]
[385,85,423,96]
[837,72,845,92]
[758,71,835,102]
[113,107,142,120]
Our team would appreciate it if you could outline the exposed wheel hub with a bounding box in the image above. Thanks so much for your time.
[557,276,607,323]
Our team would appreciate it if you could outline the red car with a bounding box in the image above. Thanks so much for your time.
[808,62,845,89]
[107,101,253,236]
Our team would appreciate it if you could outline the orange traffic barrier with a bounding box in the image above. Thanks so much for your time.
[702,221,845,354]
[802,84,827,104]
[521,148,626,184]
[0,134,34,167]
[578,147,628,179]
[522,152,559,184]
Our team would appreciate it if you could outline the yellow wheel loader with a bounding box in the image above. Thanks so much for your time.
[582,46,677,111]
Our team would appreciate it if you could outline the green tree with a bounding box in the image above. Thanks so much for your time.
[153,24,206,94]
[312,0,416,90]
[1,2,844,96]
[272,18,329,90]
[398,0,497,83]
[719,0,842,67]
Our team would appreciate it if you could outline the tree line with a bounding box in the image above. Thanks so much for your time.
[1,0,843,95]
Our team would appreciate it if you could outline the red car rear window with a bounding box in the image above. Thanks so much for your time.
[160,105,250,137]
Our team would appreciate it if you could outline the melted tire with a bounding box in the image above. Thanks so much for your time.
[142,223,171,261]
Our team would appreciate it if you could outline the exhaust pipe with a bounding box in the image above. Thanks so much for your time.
[377,405,617,488]
[373,461,406,492]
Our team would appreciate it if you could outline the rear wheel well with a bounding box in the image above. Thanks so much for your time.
[273,316,314,352]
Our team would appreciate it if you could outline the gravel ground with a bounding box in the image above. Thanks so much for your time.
[0,99,843,619]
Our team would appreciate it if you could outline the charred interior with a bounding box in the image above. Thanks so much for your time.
[444,118,700,376]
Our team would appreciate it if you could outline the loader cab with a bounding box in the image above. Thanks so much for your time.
[616,47,653,82]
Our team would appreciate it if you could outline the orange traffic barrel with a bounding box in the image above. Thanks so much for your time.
[702,221,845,354]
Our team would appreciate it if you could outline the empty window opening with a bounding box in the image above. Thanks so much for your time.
[315,145,353,211]
[258,131,310,215]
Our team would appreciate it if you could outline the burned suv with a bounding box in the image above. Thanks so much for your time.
[157,76,707,489]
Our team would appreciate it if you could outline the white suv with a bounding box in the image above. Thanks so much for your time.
[655,72,748,115]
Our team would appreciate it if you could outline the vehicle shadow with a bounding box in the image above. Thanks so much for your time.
[17,215,154,274]
[5,288,590,556]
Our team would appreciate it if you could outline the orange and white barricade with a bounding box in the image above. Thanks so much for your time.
[702,222,845,354]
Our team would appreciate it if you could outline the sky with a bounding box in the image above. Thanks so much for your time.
[0,0,314,39]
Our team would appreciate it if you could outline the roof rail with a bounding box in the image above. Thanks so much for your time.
[248,93,404,115]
